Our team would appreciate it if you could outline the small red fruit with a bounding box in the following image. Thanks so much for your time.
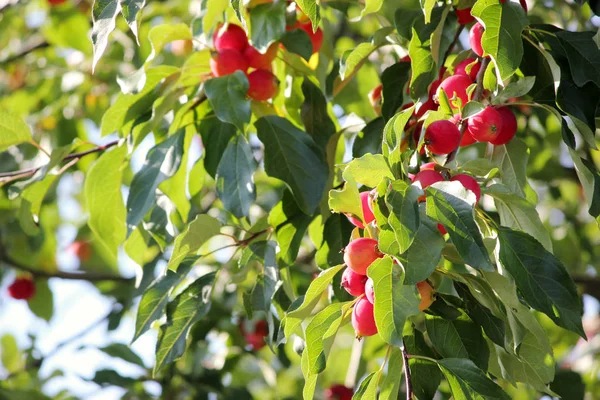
[468,106,504,142]
[455,58,481,81]
[437,75,473,108]
[343,238,382,275]
[400,55,411,62]
[469,22,485,57]
[352,297,378,337]
[424,120,461,155]
[68,241,92,262]
[450,174,481,203]
[449,114,476,147]
[417,281,435,311]
[412,170,445,202]
[347,191,376,229]
[420,162,436,171]
[341,267,368,297]
[243,43,278,69]
[247,69,279,101]
[296,22,323,54]
[437,224,447,235]
[214,24,249,52]
[369,84,383,115]
[240,319,268,350]
[325,384,354,400]
[490,106,517,145]
[210,49,249,77]
[455,8,475,25]
[7,278,36,300]
[365,278,374,304]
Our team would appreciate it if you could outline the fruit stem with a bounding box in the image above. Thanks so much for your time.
[401,341,413,400]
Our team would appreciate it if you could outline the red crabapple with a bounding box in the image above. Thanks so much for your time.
[455,8,475,25]
[369,84,383,115]
[343,238,382,275]
[424,120,461,155]
[417,281,435,311]
[468,106,504,142]
[210,49,249,77]
[450,174,481,203]
[214,24,248,52]
[455,58,481,81]
[365,278,374,304]
[352,297,378,337]
[240,319,268,350]
[341,267,368,297]
[420,162,436,171]
[347,191,376,229]
[490,107,517,145]
[469,22,485,57]
[412,170,445,202]
[247,69,279,101]
[7,277,35,300]
[325,385,354,400]
[243,43,278,69]
[448,113,476,147]
[438,75,473,108]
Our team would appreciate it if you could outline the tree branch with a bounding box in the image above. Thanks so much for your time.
[444,57,491,165]
[401,341,413,400]
[0,39,50,65]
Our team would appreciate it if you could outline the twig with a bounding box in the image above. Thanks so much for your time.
[0,39,50,65]
[444,57,491,165]
[401,341,413,400]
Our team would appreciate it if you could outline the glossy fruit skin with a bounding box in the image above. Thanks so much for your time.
[455,58,481,81]
[343,238,382,275]
[365,278,374,304]
[210,49,249,77]
[412,170,445,201]
[8,278,35,300]
[247,69,279,101]
[325,384,354,400]
[352,297,378,337]
[437,224,447,235]
[417,281,435,311]
[469,22,485,57]
[491,106,517,145]
[468,106,504,142]
[424,120,461,155]
[455,8,475,25]
[240,319,268,350]
[450,174,481,203]
[69,241,92,262]
[296,22,323,53]
[420,162,436,171]
[341,267,368,297]
[243,43,278,69]
[448,113,476,147]
[347,191,377,228]
[438,75,473,108]
[214,24,248,52]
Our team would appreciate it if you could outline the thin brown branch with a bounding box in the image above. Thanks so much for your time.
[444,57,491,165]
[402,341,413,400]
[573,275,600,301]
[0,39,50,65]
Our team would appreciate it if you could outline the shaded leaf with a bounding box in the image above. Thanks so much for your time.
[167,214,221,272]
[205,71,251,131]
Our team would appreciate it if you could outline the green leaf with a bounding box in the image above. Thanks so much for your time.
[27,279,53,322]
[409,26,436,101]
[344,154,394,188]
[296,0,320,32]
[305,301,352,374]
[126,130,185,232]
[0,334,22,373]
[132,261,193,343]
[198,115,237,179]
[90,369,137,387]
[471,0,528,80]
[568,147,600,220]
[301,347,318,400]
[315,214,353,269]
[491,138,530,198]
[425,181,493,270]
[454,283,505,347]
[166,214,221,272]
[0,109,31,152]
[91,0,120,70]
[404,325,442,400]
[85,145,127,263]
[147,23,192,62]
[301,78,336,150]
[426,312,489,371]
[359,0,383,18]
[497,227,584,337]
[256,116,328,215]
[280,29,313,61]
[204,71,251,131]
[462,101,486,119]
[556,30,600,88]
[154,271,216,375]
[381,62,412,120]
[216,135,257,218]
[486,184,552,251]
[339,42,380,81]
[249,2,286,51]
[353,117,384,158]
[394,9,421,41]
[367,256,420,346]
[18,176,58,236]
[492,76,536,104]
[283,264,345,338]
[352,372,378,400]
[328,173,363,222]
[99,343,145,367]
[437,358,510,400]
[379,347,404,400]
[385,180,422,253]
[119,0,145,42]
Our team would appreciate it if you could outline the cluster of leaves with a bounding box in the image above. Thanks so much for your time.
[0,0,599,398]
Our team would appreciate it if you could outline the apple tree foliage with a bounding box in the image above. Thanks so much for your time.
[0,0,600,398]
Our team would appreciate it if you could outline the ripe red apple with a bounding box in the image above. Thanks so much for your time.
[455,58,481,81]
[412,170,445,202]
[341,267,368,297]
[68,241,92,262]
[247,69,279,101]
[424,120,461,155]
[7,277,36,300]
[210,49,249,77]
[365,278,374,304]
[343,238,382,275]
[450,174,481,203]
[490,106,517,145]
[325,384,354,400]
[448,113,476,147]
[469,22,485,57]
[243,42,278,69]
[467,106,504,142]
[214,24,248,52]
[240,319,268,350]
[455,8,475,25]
[417,281,435,311]
[347,191,376,229]
[295,22,323,53]
[352,297,378,337]
[437,75,473,108]
[420,162,436,171]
